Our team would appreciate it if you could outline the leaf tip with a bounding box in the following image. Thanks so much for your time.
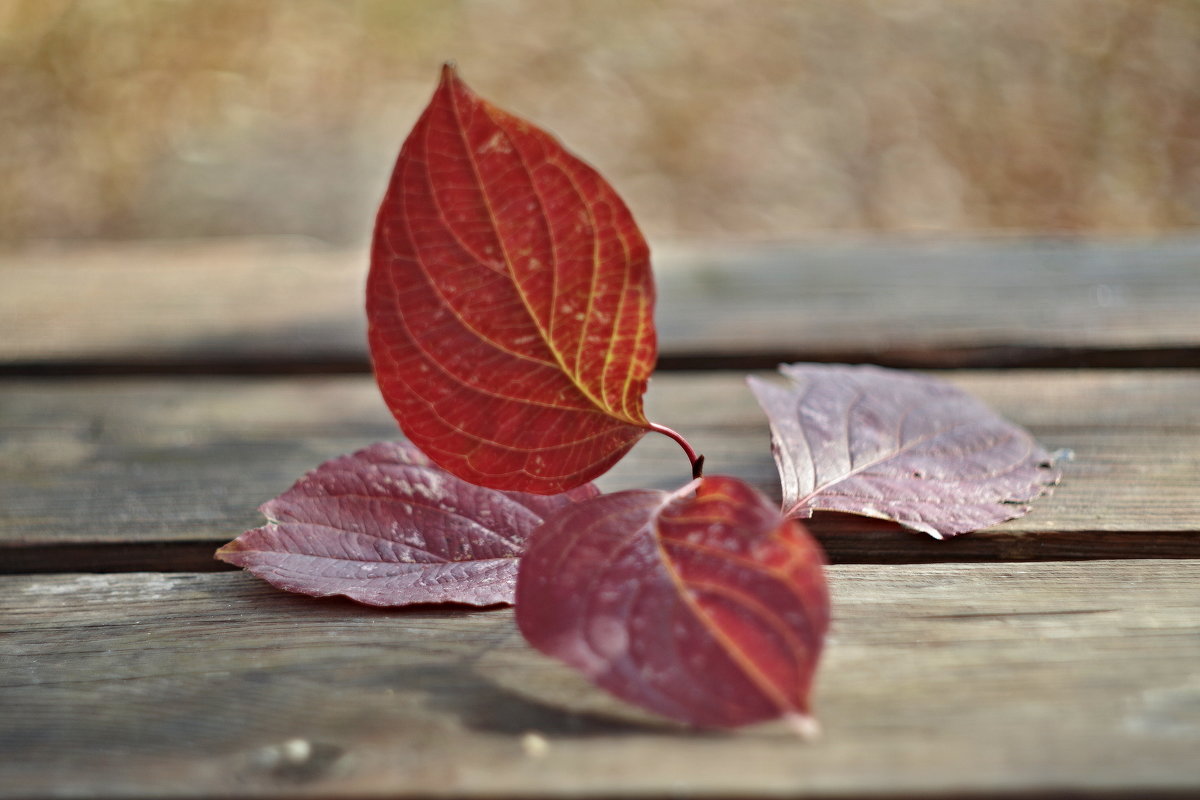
[214,539,244,562]
[744,373,773,394]
[784,712,821,741]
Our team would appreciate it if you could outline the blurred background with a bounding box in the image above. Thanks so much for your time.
[2,0,1199,247]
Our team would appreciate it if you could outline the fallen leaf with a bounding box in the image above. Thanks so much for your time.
[368,64,657,494]
[216,441,598,606]
[516,475,829,729]
[749,363,1061,538]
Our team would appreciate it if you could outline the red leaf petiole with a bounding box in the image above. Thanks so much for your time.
[648,422,704,478]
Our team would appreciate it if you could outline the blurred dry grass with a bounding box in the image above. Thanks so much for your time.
[2,0,1199,244]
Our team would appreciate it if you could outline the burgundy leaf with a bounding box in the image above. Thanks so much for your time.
[749,363,1061,538]
[516,475,829,730]
[216,441,598,607]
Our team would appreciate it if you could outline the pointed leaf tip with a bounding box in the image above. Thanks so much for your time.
[784,712,821,740]
[213,540,242,559]
[439,61,459,85]
[368,67,657,494]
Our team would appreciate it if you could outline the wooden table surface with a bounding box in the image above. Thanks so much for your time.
[3,235,1199,798]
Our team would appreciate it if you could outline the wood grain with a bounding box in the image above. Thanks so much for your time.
[2,563,1197,798]
[2,371,1197,569]
[4,235,1200,372]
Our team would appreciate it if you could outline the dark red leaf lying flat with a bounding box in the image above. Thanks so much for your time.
[368,64,657,495]
[216,441,598,607]
[516,475,829,730]
[748,363,1062,539]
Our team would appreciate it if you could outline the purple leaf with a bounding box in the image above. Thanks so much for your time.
[748,364,1061,539]
[216,441,598,606]
[516,475,829,730]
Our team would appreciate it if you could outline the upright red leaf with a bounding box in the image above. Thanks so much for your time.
[368,65,658,494]
[516,475,829,730]
[749,363,1062,538]
[216,442,598,607]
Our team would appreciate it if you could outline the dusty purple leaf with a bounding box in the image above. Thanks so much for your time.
[216,441,598,606]
[748,363,1061,539]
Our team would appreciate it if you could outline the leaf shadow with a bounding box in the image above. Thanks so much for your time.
[440,679,677,737]
[805,511,1050,563]
[264,593,699,738]
[451,627,722,739]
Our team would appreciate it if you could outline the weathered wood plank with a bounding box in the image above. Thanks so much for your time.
[2,371,1197,568]
[4,236,1200,371]
[2,563,1197,798]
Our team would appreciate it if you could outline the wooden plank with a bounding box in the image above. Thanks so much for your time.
[2,371,1198,568]
[4,236,1200,371]
[2,562,1197,798]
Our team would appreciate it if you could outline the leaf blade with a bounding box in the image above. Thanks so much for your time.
[368,65,656,494]
[216,441,598,607]
[749,363,1062,538]
[516,476,829,729]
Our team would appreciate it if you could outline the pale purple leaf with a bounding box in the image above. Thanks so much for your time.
[217,441,598,606]
[748,364,1061,539]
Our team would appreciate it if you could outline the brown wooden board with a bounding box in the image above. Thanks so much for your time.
[4,235,1200,372]
[3,562,1198,798]
[2,371,1198,570]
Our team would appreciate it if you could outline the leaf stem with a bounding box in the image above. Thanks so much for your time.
[648,423,704,479]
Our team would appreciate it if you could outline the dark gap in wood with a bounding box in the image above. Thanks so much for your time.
[7,530,1199,575]
[0,357,370,378]
[812,524,1200,564]
[3,345,1199,378]
[658,345,1200,371]
[2,542,237,575]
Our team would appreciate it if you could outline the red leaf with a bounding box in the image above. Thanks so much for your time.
[368,64,657,494]
[516,475,829,729]
[216,441,598,607]
[749,363,1062,539]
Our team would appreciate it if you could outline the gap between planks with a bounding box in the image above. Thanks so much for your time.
[5,344,1200,377]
